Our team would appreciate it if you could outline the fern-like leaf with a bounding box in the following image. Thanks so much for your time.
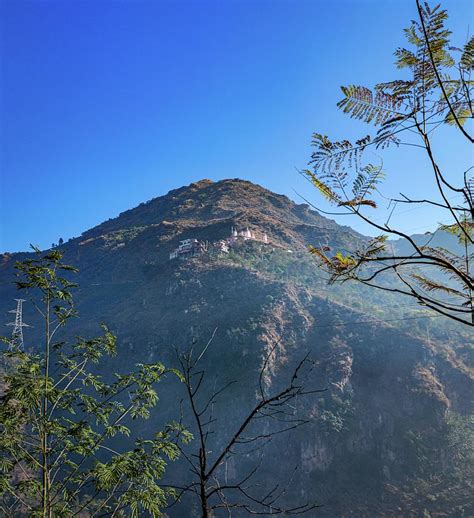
[338,199,377,209]
[304,170,342,204]
[460,36,474,70]
[337,85,404,125]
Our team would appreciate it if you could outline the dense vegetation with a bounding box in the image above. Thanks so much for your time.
[0,250,189,517]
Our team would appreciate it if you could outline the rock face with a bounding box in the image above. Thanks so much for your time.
[0,179,472,517]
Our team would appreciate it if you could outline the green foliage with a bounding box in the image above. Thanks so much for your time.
[0,249,189,517]
[318,392,354,434]
[337,85,404,126]
[306,2,471,203]
[439,216,474,245]
[310,235,389,283]
[304,1,473,326]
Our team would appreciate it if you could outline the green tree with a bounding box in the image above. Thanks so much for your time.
[303,1,473,326]
[0,248,190,517]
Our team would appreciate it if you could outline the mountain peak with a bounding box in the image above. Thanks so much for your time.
[80,178,313,233]
[64,178,365,263]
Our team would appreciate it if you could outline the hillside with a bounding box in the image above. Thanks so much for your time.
[1,179,472,517]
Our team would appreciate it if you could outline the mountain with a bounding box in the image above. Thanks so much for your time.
[391,228,466,257]
[1,179,472,517]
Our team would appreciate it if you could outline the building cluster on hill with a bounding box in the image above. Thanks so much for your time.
[169,239,206,260]
[229,227,268,243]
[169,227,269,261]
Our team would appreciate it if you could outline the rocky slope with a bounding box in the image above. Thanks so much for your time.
[1,179,472,517]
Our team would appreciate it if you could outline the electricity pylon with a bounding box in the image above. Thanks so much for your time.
[7,299,29,350]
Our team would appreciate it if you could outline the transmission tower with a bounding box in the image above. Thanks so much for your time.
[7,299,29,350]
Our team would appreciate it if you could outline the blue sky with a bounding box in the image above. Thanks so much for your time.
[1,0,472,252]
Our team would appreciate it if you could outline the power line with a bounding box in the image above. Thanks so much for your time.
[1,280,448,331]
[7,299,29,350]
[372,194,465,224]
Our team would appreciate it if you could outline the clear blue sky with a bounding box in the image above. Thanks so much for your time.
[1,0,472,252]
